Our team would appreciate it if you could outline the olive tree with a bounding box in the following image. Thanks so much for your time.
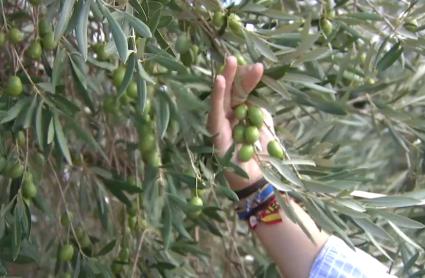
[0,0,424,277]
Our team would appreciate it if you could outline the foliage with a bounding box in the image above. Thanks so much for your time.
[0,0,424,276]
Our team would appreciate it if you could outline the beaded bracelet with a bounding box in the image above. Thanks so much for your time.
[248,195,282,229]
[236,183,275,220]
[235,182,283,229]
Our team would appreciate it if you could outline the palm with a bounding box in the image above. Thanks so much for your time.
[208,56,274,190]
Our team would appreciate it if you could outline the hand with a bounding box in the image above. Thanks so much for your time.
[207,56,275,191]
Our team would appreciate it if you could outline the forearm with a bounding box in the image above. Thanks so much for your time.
[253,199,329,278]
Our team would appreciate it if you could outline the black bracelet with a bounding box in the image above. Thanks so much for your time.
[234,178,268,199]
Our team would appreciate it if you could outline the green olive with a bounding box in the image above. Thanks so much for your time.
[119,94,131,105]
[8,27,24,44]
[103,96,119,114]
[238,144,254,162]
[27,40,42,60]
[189,196,203,217]
[79,233,91,248]
[128,215,137,230]
[320,18,333,36]
[360,53,367,64]
[267,140,284,160]
[144,150,161,167]
[175,34,191,54]
[213,11,225,27]
[366,78,376,85]
[38,19,51,36]
[233,124,245,143]
[17,130,26,147]
[139,133,156,154]
[113,66,126,87]
[60,212,73,226]
[119,248,130,261]
[22,180,37,199]
[234,103,248,120]
[244,126,260,144]
[41,31,57,50]
[58,244,74,262]
[228,14,244,37]
[126,81,137,99]
[236,53,247,65]
[6,162,24,179]
[247,106,264,128]
[6,75,23,97]
[95,42,110,61]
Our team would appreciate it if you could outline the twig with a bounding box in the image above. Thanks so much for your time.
[48,159,88,257]
[131,228,151,277]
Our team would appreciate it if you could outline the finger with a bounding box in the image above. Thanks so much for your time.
[208,75,226,135]
[232,63,264,107]
[222,56,238,113]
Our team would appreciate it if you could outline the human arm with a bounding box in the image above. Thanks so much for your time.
[207,56,329,277]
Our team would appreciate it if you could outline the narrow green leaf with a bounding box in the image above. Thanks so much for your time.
[376,211,425,229]
[53,114,73,165]
[353,218,392,241]
[363,196,421,208]
[52,48,67,93]
[124,12,152,38]
[136,74,147,113]
[137,61,155,84]
[217,186,239,202]
[155,92,170,139]
[101,178,143,194]
[262,167,292,192]
[47,117,55,144]
[54,0,76,42]
[75,0,92,61]
[388,221,423,250]
[95,240,116,257]
[0,98,30,124]
[117,53,136,97]
[246,32,278,62]
[162,201,172,249]
[23,96,38,129]
[65,117,108,160]
[150,55,187,73]
[377,42,403,72]
[99,3,128,62]
[269,158,303,187]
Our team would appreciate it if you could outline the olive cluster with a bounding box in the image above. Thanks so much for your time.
[233,104,264,162]
[232,104,285,162]
[1,11,57,97]
[103,66,147,115]
[212,11,245,37]
[0,150,38,201]
[175,34,199,66]
[138,113,161,168]
[105,65,160,168]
